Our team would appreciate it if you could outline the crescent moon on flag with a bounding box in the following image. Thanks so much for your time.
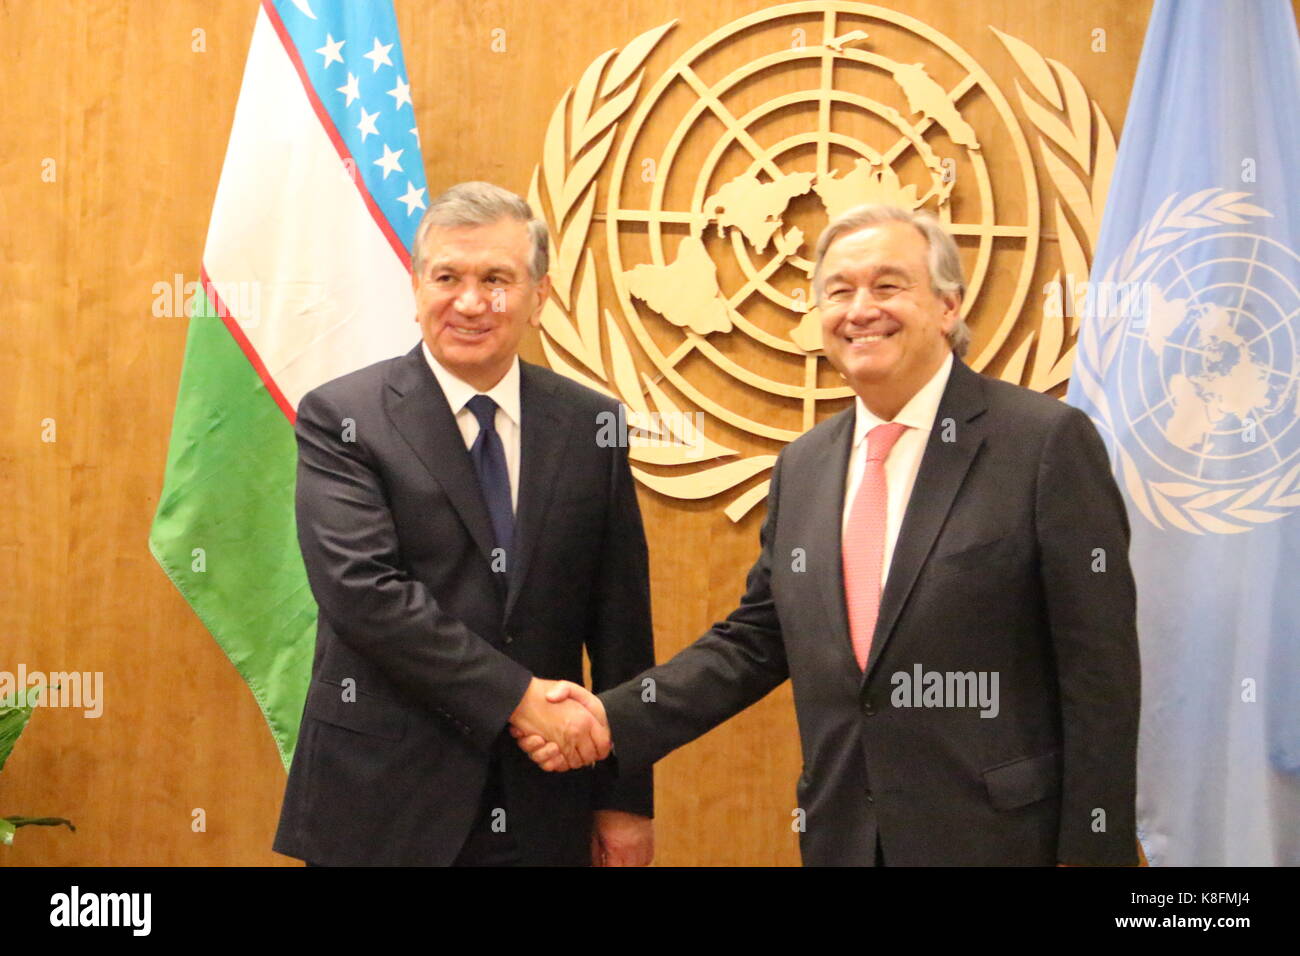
[289,0,318,19]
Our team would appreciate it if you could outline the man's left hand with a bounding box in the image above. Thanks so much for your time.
[591,810,654,867]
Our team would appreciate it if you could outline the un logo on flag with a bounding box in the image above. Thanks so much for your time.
[1075,190,1300,534]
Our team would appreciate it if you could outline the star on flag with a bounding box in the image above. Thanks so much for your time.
[387,76,412,110]
[374,144,404,180]
[363,37,394,72]
[398,182,427,216]
[296,19,426,235]
[356,107,380,142]
[315,34,344,68]
[336,72,360,106]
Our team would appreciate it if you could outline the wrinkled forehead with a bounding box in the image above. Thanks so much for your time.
[822,221,931,278]
[419,219,532,269]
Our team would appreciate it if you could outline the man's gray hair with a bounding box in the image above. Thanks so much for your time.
[812,204,971,358]
[412,181,550,282]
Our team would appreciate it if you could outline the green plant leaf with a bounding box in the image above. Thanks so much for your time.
[5,816,76,831]
[0,686,42,773]
[0,816,76,846]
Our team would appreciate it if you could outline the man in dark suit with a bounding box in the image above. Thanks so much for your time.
[517,205,1140,866]
[274,182,654,866]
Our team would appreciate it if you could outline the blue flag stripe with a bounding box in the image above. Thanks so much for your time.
[270,0,427,253]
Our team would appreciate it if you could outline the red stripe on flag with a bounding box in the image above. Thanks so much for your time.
[201,266,297,425]
[260,0,413,274]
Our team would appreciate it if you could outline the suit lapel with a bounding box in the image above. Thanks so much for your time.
[504,362,567,620]
[813,411,857,665]
[863,360,989,682]
[384,345,498,565]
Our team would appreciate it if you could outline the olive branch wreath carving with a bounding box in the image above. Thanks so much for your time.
[530,21,1182,523]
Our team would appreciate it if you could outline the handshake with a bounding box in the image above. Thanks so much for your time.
[508,677,610,772]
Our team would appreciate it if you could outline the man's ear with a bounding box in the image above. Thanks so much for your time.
[529,274,552,328]
[941,292,962,332]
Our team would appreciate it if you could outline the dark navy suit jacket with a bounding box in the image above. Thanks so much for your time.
[602,359,1139,865]
[275,345,654,865]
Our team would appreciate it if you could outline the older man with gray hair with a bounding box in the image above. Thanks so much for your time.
[274,181,655,867]
[520,203,1141,867]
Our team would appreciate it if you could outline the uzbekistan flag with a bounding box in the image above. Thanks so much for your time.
[149,0,427,765]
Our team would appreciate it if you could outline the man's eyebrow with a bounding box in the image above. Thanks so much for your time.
[423,259,521,275]
[820,264,911,285]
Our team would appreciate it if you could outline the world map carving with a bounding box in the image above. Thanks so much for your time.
[530,4,1117,520]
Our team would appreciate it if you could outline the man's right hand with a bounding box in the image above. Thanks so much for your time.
[509,681,609,772]
[508,678,610,771]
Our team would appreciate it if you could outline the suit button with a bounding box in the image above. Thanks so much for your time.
[864,789,875,804]
[862,699,876,716]
[503,634,514,645]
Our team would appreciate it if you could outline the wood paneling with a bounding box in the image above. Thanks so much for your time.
[0,0,1199,866]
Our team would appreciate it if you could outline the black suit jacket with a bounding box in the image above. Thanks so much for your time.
[602,359,1139,865]
[274,344,654,866]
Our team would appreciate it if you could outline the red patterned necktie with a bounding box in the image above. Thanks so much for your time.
[843,422,909,671]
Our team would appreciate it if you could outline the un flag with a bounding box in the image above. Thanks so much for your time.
[1068,0,1300,865]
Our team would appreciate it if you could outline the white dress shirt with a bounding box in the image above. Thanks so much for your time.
[422,342,522,511]
[841,351,954,587]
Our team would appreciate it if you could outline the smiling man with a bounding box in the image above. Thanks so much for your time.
[273,182,655,866]
[518,204,1141,866]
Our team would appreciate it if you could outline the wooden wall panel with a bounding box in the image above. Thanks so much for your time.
[4,0,1240,866]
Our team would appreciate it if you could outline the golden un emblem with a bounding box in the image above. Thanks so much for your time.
[530,3,1115,519]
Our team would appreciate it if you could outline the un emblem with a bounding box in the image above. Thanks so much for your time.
[531,3,1114,519]
[1075,190,1300,534]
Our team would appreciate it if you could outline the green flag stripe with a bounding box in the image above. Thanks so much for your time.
[149,290,316,768]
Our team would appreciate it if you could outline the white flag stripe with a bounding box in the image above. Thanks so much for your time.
[203,7,417,413]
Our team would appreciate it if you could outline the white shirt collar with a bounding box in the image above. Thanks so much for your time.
[421,342,522,428]
[851,351,954,448]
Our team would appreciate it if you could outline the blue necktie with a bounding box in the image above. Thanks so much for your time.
[466,394,514,556]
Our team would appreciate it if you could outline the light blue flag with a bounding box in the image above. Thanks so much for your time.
[1068,0,1300,865]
